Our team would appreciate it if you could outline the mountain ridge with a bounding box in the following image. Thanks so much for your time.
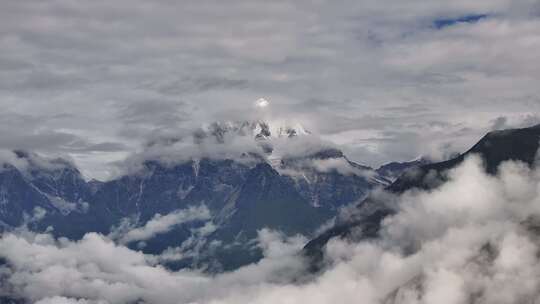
[0,121,395,271]
[303,123,540,271]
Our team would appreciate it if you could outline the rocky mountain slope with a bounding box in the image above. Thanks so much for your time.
[303,124,540,271]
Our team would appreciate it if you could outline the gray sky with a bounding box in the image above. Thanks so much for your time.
[1,0,540,180]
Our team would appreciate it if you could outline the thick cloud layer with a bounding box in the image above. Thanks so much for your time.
[2,155,540,303]
[1,0,540,179]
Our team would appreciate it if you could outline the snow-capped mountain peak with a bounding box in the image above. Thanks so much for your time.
[198,119,310,142]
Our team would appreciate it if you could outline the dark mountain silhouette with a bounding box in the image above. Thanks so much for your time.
[303,124,540,271]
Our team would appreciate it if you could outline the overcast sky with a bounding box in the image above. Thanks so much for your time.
[1,0,540,180]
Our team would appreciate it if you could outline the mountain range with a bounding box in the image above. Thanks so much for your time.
[0,120,421,271]
[7,120,535,275]
[2,120,540,304]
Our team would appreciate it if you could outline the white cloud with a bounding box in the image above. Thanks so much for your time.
[35,296,106,304]
[0,229,307,304]
[111,205,211,244]
[310,158,372,176]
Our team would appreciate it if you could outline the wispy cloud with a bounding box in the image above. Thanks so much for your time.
[109,205,211,244]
